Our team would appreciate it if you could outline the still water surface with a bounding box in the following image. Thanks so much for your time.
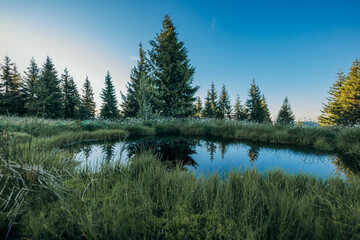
[73,136,358,179]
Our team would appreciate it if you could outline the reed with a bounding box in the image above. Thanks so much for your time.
[8,151,360,239]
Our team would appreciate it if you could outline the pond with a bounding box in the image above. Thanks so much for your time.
[72,135,360,179]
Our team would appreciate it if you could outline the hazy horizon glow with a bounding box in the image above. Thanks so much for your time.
[1,0,360,120]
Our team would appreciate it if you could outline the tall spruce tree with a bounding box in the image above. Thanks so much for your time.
[336,59,360,125]
[202,82,217,118]
[233,95,248,121]
[217,84,232,119]
[194,97,202,118]
[61,68,80,119]
[0,56,24,115]
[137,72,155,120]
[246,79,265,123]
[276,96,295,125]
[318,72,346,125]
[0,56,14,114]
[34,56,63,118]
[23,57,40,115]
[318,59,360,126]
[100,71,119,119]
[121,43,148,118]
[149,14,198,117]
[202,91,212,118]
[261,95,272,123]
[78,76,96,119]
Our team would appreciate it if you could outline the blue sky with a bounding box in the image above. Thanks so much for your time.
[1,0,359,120]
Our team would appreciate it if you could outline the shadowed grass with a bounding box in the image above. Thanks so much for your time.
[9,151,360,240]
[1,122,360,239]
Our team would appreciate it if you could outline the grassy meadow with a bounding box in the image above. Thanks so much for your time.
[1,116,360,239]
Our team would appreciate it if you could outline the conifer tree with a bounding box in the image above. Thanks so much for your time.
[217,84,232,119]
[100,71,119,119]
[261,95,272,123]
[202,82,217,118]
[61,68,80,119]
[121,43,148,118]
[149,14,199,117]
[246,79,265,123]
[194,97,202,118]
[0,56,24,115]
[78,76,96,119]
[233,95,248,121]
[318,72,346,125]
[0,56,14,112]
[23,57,40,115]
[318,59,360,126]
[34,56,63,118]
[137,72,155,120]
[202,91,212,118]
[276,96,295,125]
[336,60,360,125]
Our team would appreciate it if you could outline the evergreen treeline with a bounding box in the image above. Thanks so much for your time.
[192,80,295,125]
[0,56,97,119]
[11,14,359,126]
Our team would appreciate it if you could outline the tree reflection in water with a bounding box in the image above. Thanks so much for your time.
[70,136,360,179]
[330,155,360,179]
[126,139,199,169]
[205,141,217,162]
[219,143,227,160]
[82,145,92,161]
[248,146,260,167]
[102,143,115,162]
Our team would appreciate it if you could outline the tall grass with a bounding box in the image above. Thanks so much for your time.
[10,151,360,239]
[0,130,76,238]
[1,123,360,239]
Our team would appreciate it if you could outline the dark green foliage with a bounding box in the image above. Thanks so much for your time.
[100,71,119,119]
[233,95,248,120]
[217,84,232,119]
[149,14,199,117]
[3,149,360,240]
[202,82,217,118]
[78,76,96,119]
[137,72,156,120]
[261,95,272,123]
[61,68,80,119]
[194,97,202,118]
[0,56,25,115]
[277,96,295,125]
[319,59,360,126]
[33,56,63,119]
[0,56,14,113]
[121,43,149,118]
[23,57,40,115]
[339,60,360,125]
[246,79,268,123]
[1,124,360,239]
[319,72,346,125]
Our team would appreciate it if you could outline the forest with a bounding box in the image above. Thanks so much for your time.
[3,15,358,126]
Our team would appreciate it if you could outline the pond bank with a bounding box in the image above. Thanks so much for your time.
[3,116,360,156]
